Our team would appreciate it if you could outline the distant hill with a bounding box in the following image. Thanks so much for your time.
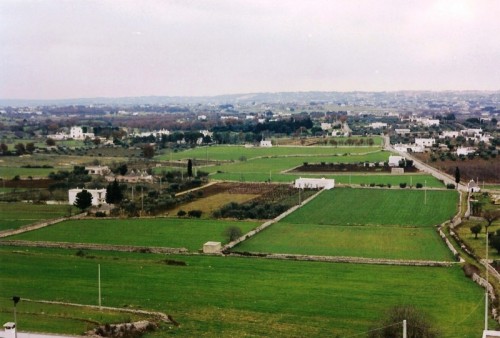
[1,90,498,107]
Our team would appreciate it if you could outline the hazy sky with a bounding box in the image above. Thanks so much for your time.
[1,0,499,99]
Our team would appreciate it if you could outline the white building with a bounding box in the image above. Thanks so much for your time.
[331,130,349,137]
[395,129,410,135]
[467,180,481,193]
[461,128,483,136]
[441,131,460,138]
[70,126,94,140]
[369,122,388,129]
[203,241,222,253]
[456,147,476,156]
[422,119,440,127]
[388,155,405,167]
[294,178,335,190]
[393,144,425,153]
[85,165,110,176]
[260,140,272,147]
[134,129,170,138]
[68,188,107,206]
[321,123,332,131]
[414,138,435,148]
[197,115,207,120]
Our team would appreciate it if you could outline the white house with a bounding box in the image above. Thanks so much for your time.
[461,128,482,136]
[70,126,94,140]
[467,180,481,193]
[395,129,410,135]
[260,140,272,147]
[422,119,440,127]
[414,138,435,148]
[441,131,460,139]
[456,147,476,156]
[388,155,404,167]
[321,123,332,131]
[331,130,349,137]
[294,178,335,190]
[68,188,107,206]
[369,122,387,129]
[85,165,110,176]
[393,144,424,153]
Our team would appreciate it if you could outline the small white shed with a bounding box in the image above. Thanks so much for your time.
[203,241,221,254]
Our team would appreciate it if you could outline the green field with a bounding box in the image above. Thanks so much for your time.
[158,145,385,162]
[235,223,453,261]
[5,218,260,251]
[0,247,485,337]
[284,188,458,227]
[0,203,77,231]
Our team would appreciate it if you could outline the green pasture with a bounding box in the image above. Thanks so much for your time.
[204,151,391,174]
[0,203,76,231]
[0,167,57,178]
[284,188,458,227]
[6,218,260,251]
[235,223,453,261]
[0,247,485,337]
[158,145,384,162]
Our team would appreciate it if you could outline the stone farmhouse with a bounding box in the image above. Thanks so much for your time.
[294,178,335,190]
[68,188,107,206]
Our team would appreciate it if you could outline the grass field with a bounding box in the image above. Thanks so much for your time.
[158,145,385,162]
[0,247,485,337]
[235,223,454,261]
[456,219,500,260]
[284,188,458,227]
[0,203,77,231]
[5,218,260,251]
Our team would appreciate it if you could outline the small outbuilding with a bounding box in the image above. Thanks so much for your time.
[3,322,16,338]
[467,180,481,193]
[203,241,221,254]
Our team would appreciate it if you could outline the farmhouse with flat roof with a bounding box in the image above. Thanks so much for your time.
[68,188,107,206]
[294,178,335,190]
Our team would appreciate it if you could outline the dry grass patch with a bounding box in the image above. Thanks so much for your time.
[167,193,259,217]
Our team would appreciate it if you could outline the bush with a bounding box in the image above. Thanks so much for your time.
[369,183,375,187]
[446,183,455,189]
[224,226,243,242]
[399,183,407,188]
[95,211,106,217]
[177,210,186,217]
[188,210,202,218]
[387,183,391,188]
[416,183,423,189]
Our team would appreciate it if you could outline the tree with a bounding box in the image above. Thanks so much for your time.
[454,166,460,186]
[187,159,193,177]
[105,180,123,204]
[142,144,155,159]
[74,189,93,211]
[46,138,56,146]
[224,226,243,242]
[368,305,439,338]
[490,235,500,254]
[470,224,482,239]
[483,210,500,228]
[14,143,26,155]
[25,142,35,153]
[0,143,8,154]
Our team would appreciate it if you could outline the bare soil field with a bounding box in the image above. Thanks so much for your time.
[414,153,500,183]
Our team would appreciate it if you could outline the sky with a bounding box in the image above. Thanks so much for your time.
[1,0,499,99]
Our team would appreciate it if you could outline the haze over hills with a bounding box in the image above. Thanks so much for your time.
[2,90,500,107]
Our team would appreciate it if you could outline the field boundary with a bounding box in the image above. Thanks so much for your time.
[22,298,172,323]
[229,251,456,267]
[0,212,87,238]
[0,240,188,254]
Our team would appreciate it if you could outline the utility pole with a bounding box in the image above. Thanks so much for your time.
[98,264,101,309]
[403,320,407,338]
[424,180,427,205]
[12,296,20,338]
[486,225,489,331]
[141,185,144,215]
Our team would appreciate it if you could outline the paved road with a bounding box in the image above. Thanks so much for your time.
[383,135,467,191]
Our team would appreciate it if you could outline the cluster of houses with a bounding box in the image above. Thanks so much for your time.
[49,126,95,141]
